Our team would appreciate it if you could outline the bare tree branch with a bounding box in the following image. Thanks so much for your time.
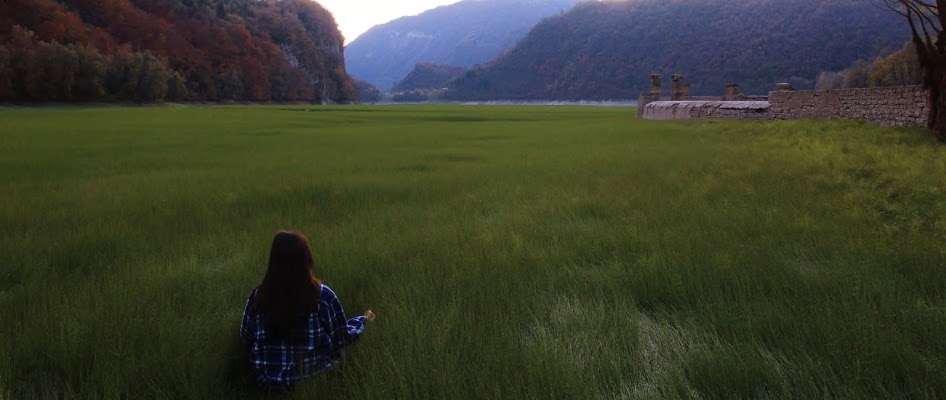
[886,0,941,59]
[900,0,942,35]
[885,0,942,35]
[884,0,946,140]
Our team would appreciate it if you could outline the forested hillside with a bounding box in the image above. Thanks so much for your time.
[0,0,358,103]
[344,0,580,90]
[446,0,910,101]
[392,63,467,92]
[816,42,922,90]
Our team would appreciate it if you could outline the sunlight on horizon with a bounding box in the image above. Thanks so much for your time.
[317,0,463,44]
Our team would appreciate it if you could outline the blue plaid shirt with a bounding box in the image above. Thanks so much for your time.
[240,284,366,391]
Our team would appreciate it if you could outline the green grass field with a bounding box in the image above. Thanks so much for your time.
[1,105,944,399]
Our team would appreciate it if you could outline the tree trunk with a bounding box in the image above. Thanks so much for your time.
[898,0,945,141]
[930,70,946,141]
[913,47,945,141]
[928,16,946,142]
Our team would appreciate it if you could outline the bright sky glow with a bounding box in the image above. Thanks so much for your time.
[317,0,463,44]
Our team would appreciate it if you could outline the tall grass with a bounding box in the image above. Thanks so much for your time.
[0,105,944,399]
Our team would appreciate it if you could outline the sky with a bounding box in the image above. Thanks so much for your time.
[317,0,463,45]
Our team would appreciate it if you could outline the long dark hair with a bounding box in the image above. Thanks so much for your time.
[257,231,322,337]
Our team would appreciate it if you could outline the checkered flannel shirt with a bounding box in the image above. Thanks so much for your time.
[240,284,366,391]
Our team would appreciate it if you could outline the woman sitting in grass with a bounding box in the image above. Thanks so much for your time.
[240,230,375,391]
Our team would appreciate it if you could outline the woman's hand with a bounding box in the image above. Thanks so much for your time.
[365,309,376,322]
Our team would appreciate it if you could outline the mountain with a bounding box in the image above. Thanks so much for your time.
[445,0,911,101]
[392,63,467,92]
[0,0,357,103]
[344,0,582,90]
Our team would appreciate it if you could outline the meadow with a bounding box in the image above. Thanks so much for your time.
[0,104,944,399]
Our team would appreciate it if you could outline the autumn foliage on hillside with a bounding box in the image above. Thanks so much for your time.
[816,42,923,90]
[0,0,358,103]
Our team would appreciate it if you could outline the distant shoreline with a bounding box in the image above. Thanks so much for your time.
[1,100,640,110]
[375,100,640,107]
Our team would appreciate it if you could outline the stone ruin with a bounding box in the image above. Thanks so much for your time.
[723,84,740,101]
[637,74,929,128]
[671,74,690,101]
[636,74,663,118]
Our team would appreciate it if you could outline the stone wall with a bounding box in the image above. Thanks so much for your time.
[768,86,929,127]
[690,101,771,120]
[642,101,770,120]
[639,101,700,120]
[689,96,724,101]
[637,93,660,117]
[639,83,930,128]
